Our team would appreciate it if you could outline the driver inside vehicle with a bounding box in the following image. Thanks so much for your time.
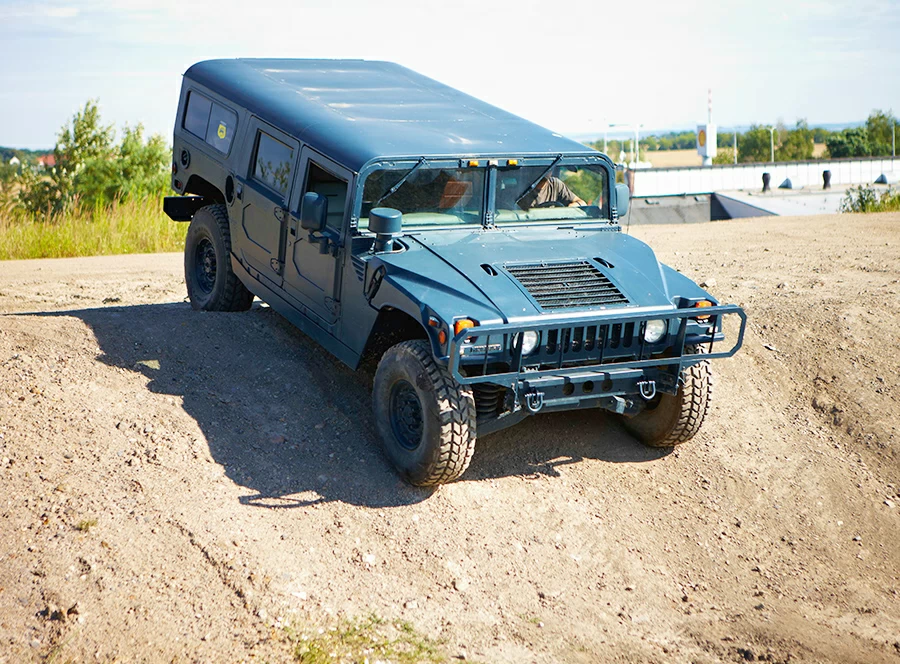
[517,175,586,209]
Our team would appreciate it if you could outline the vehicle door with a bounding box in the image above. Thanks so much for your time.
[284,149,351,324]
[234,120,300,287]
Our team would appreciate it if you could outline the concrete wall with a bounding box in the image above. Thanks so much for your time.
[627,193,778,225]
[631,156,898,197]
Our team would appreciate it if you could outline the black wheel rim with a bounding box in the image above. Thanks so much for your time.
[389,380,424,451]
[194,238,217,294]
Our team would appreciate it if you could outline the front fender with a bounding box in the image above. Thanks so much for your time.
[367,258,503,361]
[660,263,718,304]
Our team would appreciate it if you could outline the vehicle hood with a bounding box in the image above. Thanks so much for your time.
[388,224,685,323]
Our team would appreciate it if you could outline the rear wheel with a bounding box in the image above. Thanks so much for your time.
[622,345,712,447]
[373,340,477,486]
[184,204,254,311]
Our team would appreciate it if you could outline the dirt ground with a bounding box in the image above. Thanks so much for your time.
[1,212,898,663]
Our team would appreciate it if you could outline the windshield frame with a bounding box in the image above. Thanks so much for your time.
[352,153,616,233]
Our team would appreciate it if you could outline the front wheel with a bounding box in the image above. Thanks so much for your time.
[373,340,477,486]
[621,345,713,447]
[184,204,254,312]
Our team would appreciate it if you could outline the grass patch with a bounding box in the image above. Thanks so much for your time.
[0,197,186,260]
[286,614,447,664]
[75,518,97,532]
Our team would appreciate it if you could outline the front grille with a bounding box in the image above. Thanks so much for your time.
[506,260,629,311]
[545,322,636,355]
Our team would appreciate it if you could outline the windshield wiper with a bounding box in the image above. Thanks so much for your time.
[371,157,428,207]
[514,154,563,206]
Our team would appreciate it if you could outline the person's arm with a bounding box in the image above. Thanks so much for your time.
[552,178,586,206]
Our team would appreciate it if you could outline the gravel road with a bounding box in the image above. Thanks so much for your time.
[1,212,898,663]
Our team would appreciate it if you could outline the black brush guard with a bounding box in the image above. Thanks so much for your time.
[446,305,747,435]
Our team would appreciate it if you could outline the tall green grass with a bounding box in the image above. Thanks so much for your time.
[0,197,187,260]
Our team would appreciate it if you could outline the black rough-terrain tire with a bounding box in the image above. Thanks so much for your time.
[622,345,713,448]
[184,204,254,311]
[373,340,477,486]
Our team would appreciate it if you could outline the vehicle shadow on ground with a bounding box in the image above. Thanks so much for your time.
[27,302,668,507]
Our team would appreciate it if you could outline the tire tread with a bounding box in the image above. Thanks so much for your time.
[379,340,476,486]
[187,204,254,312]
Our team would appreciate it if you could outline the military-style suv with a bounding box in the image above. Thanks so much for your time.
[164,59,746,486]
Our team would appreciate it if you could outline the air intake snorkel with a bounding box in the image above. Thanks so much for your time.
[369,207,403,253]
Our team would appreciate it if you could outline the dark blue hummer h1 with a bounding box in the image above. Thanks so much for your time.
[164,59,746,486]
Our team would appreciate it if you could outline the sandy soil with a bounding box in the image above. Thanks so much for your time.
[643,150,703,168]
[1,213,898,663]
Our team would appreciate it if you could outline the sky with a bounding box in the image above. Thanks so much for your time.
[1,0,898,150]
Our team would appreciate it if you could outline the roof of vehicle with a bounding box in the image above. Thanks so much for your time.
[184,59,597,172]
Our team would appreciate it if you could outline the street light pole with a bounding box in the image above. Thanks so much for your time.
[768,126,775,163]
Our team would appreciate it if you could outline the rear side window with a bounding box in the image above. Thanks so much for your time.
[183,91,237,154]
[252,132,293,195]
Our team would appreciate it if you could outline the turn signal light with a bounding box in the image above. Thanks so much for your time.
[453,319,477,335]
[692,301,712,321]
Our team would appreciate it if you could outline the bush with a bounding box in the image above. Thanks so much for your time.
[839,185,900,213]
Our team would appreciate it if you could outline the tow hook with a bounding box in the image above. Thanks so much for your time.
[524,390,545,413]
[638,380,657,400]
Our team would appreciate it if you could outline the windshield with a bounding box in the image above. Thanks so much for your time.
[360,166,486,229]
[358,162,608,230]
[496,164,607,223]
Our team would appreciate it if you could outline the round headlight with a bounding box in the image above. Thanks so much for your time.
[513,330,540,355]
[643,319,667,344]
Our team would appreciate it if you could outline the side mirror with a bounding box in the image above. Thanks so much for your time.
[615,182,630,218]
[300,191,327,231]
[369,207,403,252]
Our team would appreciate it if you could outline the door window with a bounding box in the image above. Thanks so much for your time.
[252,132,294,196]
[303,162,349,229]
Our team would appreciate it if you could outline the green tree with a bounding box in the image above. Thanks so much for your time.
[779,120,814,161]
[54,99,115,209]
[738,125,773,163]
[17,101,169,215]
[812,127,831,144]
[865,109,896,156]
[76,124,169,207]
[712,147,736,164]
[19,100,115,215]
[641,135,659,151]
[826,127,871,158]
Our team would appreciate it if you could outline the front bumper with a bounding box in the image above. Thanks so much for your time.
[446,305,746,433]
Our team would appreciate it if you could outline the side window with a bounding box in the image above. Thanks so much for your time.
[183,91,237,154]
[303,162,348,229]
[183,92,211,138]
[205,103,237,153]
[252,132,294,196]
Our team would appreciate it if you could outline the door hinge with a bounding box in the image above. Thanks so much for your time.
[270,258,284,275]
[274,206,288,222]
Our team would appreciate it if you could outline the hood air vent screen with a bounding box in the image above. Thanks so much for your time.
[506,260,629,311]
